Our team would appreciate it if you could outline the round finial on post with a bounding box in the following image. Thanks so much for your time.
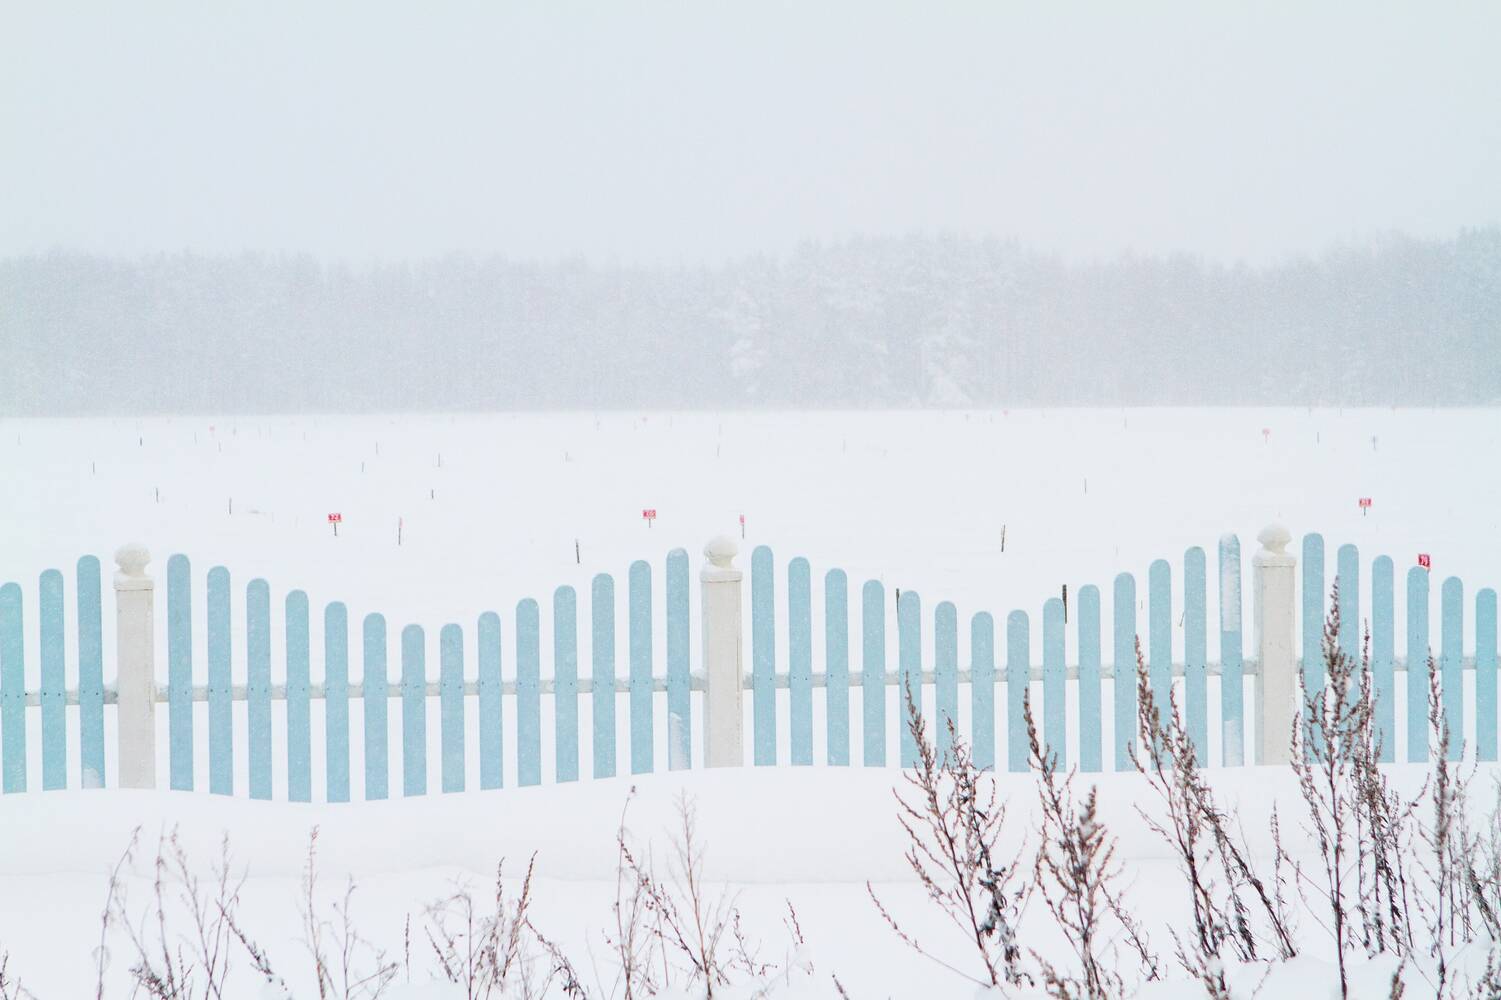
[1257,523,1291,555]
[114,543,153,590]
[704,535,738,569]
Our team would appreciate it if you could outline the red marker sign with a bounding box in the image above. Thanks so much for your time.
[1418,553,1432,570]
[739,513,746,539]
[1261,427,1271,442]
[328,512,342,537]
[642,508,657,527]
[1358,498,1372,508]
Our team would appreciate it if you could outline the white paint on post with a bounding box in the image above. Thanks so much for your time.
[701,535,745,768]
[1253,523,1296,766]
[114,543,157,789]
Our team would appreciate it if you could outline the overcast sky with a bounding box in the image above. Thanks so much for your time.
[3,1,1499,266]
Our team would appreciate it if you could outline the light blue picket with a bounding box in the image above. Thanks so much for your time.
[825,570,850,766]
[363,613,389,800]
[1302,534,1325,730]
[39,569,65,790]
[1113,573,1136,771]
[666,550,690,770]
[0,583,23,793]
[752,546,776,766]
[1007,610,1029,772]
[1372,556,1395,762]
[518,599,542,786]
[286,590,311,802]
[592,574,616,779]
[1218,536,1244,766]
[1077,586,1101,773]
[898,589,921,768]
[1336,545,1360,666]
[440,624,464,793]
[167,555,194,791]
[1407,566,1430,762]
[554,587,580,782]
[1042,597,1065,769]
[479,611,503,789]
[1148,560,1172,726]
[935,601,958,762]
[247,580,272,800]
[1479,589,1498,762]
[206,568,233,795]
[1440,577,1463,760]
[971,612,996,771]
[628,561,653,775]
[401,624,427,797]
[862,581,885,766]
[1184,547,1207,766]
[789,558,813,766]
[76,556,104,789]
[324,602,350,802]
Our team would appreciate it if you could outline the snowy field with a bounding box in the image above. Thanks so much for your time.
[4,408,1499,636]
[2,408,1501,998]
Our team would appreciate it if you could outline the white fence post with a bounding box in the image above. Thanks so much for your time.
[1253,523,1297,766]
[114,543,157,789]
[701,536,745,768]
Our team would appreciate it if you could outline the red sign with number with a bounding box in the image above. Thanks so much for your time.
[328,513,342,523]
[642,509,656,521]
[1418,553,1431,569]
[1359,498,1372,508]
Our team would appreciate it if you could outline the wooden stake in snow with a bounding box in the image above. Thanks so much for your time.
[398,517,403,546]
[1062,584,1068,624]
[1001,524,1007,552]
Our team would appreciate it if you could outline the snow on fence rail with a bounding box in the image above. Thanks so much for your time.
[0,525,1496,801]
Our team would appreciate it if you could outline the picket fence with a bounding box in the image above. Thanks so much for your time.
[0,525,1496,802]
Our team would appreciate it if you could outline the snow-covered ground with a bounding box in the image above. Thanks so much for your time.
[3,408,1501,997]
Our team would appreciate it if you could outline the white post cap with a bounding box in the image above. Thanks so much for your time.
[114,543,153,589]
[702,535,742,582]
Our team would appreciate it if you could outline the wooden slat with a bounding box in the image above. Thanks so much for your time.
[401,624,427,796]
[789,557,813,765]
[285,590,311,802]
[478,611,503,789]
[1006,610,1028,772]
[518,599,542,785]
[1441,576,1463,760]
[591,574,615,779]
[440,623,464,792]
[1303,534,1325,746]
[1113,573,1136,771]
[1218,535,1244,766]
[554,586,579,782]
[39,569,65,790]
[1372,556,1395,762]
[1077,585,1101,772]
[898,589,921,768]
[324,601,350,802]
[362,612,389,800]
[861,580,885,766]
[666,550,691,770]
[208,567,233,795]
[1184,546,1207,765]
[0,582,25,793]
[825,569,850,766]
[76,556,104,788]
[971,612,996,771]
[935,601,958,762]
[628,561,653,775]
[1479,588,1498,762]
[751,546,776,766]
[1043,597,1066,769]
[1407,566,1430,761]
[247,579,272,800]
[167,554,194,791]
[1148,560,1172,733]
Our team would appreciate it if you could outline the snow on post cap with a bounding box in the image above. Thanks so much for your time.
[113,543,153,588]
[704,535,739,568]
[1256,523,1292,554]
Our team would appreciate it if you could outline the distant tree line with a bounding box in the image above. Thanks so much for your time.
[2,229,1498,415]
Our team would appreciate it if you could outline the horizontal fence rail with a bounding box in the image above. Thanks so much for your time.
[0,526,1496,802]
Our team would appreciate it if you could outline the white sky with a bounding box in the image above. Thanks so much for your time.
[2,1,1499,265]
